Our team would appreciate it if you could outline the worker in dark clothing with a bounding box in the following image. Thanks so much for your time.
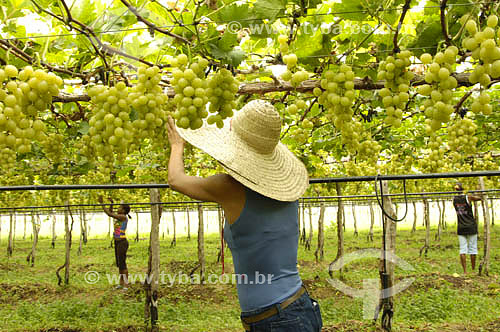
[452,182,482,275]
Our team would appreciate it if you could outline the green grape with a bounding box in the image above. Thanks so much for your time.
[378,50,413,127]
[448,117,478,165]
[172,56,209,130]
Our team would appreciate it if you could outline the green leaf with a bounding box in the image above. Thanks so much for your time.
[251,0,286,22]
[129,108,139,121]
[218,30,238,52]
[332,0,369,21]
[217,2,250,24]
[78,121,89,135]
[116,166,135,178]
[208,44,246,67]
[409,17,442,55]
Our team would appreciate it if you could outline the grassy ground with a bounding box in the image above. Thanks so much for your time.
[0,221,499,332]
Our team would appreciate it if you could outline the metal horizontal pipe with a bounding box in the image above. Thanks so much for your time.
[0,170,498,192]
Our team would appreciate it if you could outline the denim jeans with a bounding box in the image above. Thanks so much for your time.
[240,291,322,332]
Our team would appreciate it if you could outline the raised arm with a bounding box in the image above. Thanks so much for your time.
[467,193,482,202]
[166,116,235,203]
[98,196,126,221]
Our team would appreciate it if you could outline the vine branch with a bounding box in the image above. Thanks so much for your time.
[119,0,191,45]
[393,0,412,54]
[440,0,452,46]
[0,39,87,78]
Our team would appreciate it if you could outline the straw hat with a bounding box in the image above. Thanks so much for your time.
[177,99,309,201]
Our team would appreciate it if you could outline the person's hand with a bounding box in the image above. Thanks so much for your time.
[166,116,185,148]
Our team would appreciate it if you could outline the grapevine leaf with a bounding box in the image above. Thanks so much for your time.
[251,0,287,22]
[129,108,139,122]
[78,121,90,135]
[332,0,368,21]
[217,3,251,24]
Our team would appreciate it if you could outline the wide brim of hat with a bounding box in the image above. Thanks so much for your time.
[177,124,309,201]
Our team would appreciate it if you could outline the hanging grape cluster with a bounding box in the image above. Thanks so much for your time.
[448,117,478,162]
[0,64,60,168]
[41,133,65,164]
[420,134,446,172]
[129,65,169,139]
[206,68,238,128]
[377,50,414,127]
[462,15,500,115]
[316,64,359,153]
[418,46,459,133]
[84,65,169,172]
[85,82,135,170]
[171,55,209,129]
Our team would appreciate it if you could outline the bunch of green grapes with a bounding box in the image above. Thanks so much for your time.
[278,34,289,54]
[286,98,307,115]
[345,160,377,177]
[417,46,459,133]
[470,91,493,115]
[281,54,308,87]
[316,64,358,153]
[288,117,313,145]
[447,117,478,161]
[463,15,500,84]
[85,82,134,170]
[206,68,238,128]
[0,65,58,163]
[129,65,169,139]
[377,50,414,127]
[171,55,209,129]
[420,134,446,172]
[357,130,381,164]
[41,133,64,164]
[461,15,500,114]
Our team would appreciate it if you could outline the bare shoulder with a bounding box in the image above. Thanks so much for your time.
[209,173,244,193]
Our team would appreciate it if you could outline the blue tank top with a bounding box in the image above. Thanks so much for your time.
[223,186,302,312]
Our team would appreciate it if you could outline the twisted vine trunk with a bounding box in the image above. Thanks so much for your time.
[23,214,26,240]
[197,204,205,283]
[145,188,160,331]
[304,205,311,250]
[186,207,191,241]
[170,210,176,248]
[329,183,344,277]
[441,200,448,230]
[300,204,306,245]
[478,177,491,276]
[377,181,397,328]
[7,213,14,257]
[435,201,442,242]
[352,204,358,237]
[411,201,417,233]
[490,198,495,227]
[78,211,84,256]
[314,203,325,262]
[420,199,430,257]
[108,216,112,239]
[57,203,72,286]
[26,213,40,267]
[135,211,140,242]
[82,210,88,244]
[51,215,56,248]
[368,203,375,242]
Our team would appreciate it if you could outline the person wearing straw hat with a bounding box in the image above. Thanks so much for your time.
[452,182,482,275]
[166,99,322,331]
